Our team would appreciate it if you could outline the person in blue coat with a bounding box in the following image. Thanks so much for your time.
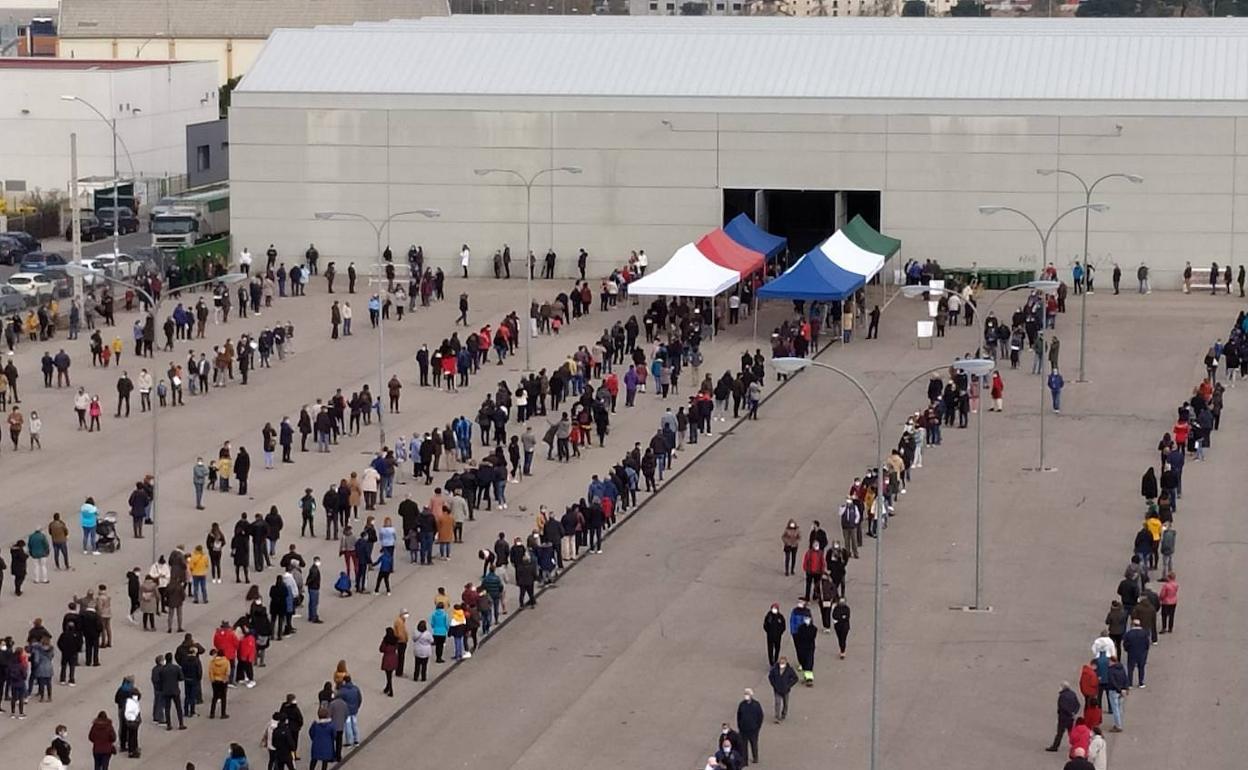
[336,677,363,747]
[308,708,336,770]
[429,604,449,663]
[1047,369,1065,413]
[1121,618,1151,687]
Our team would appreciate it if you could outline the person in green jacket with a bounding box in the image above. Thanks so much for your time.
[27,528,51,584]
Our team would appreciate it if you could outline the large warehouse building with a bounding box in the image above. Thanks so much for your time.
[232,17,1248,287]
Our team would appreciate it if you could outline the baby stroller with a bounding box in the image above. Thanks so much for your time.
[96,512,122,553]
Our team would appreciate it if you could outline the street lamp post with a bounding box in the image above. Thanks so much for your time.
[62,95,140,264]
[1036,169,1143,383]
[978,203,1107,472]
[473,166,583,371]
[771,355,981,770]
[66,264,247,562]
[314,210,440,451]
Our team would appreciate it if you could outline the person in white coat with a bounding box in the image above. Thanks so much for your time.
[460,245,471,278]
[1087,727,1107,770]
[39,747,65,770]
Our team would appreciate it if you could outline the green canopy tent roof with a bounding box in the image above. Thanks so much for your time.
[841,215,901,259]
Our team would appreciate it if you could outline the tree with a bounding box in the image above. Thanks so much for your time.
[901,0,928,13]
[218,76,242,119]
[949,0,986,13]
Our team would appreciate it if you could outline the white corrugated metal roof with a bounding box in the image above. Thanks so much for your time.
[238,17,1248,101]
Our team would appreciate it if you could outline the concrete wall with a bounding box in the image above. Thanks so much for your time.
[186,118,229,188]
[60,38,266,84]
[229,98,1248,287]
[1,61,220,195]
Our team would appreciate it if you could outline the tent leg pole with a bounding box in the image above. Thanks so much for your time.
[752,296,758,348]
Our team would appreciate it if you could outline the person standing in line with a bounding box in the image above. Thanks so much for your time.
[121,689,142,757]
[767,657,799,724]
[1104,657,1127,733]
[1122,619,1150,687]
[88,710,117,769]
[1045,681,1081,752]
[832,597,851,659]
[763,603,785,667]
[378,628,399,697]
[1158,572,1179,634]
[308,708,335,770]
[736,688,764,766]
[411,620,433,682]
[780,520,800,577]
[1048,368,1065,413]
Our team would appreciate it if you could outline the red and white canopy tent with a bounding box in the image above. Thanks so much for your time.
[630,229,765,293]
[628,230,767,334]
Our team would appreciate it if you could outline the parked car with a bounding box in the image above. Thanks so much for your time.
[18,251,67,273]
[0,285,28,313]
[6,272,55,299]
[97,206,141,235]
[65,213,107,242]
[92,253,144,279]
[0,235,28,266]
[0,231,41,253]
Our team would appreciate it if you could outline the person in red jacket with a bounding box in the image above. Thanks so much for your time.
[990,371,1005,412]
[603,373,619,412]
[801,544,825,602]
[1082,702,1103,731]
[212,621,239,683]
[1078,660,1100,707]
[379,628,399,697]
[1067,716,1092,759]
[237,631,257,688]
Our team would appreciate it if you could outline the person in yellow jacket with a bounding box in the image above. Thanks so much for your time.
[392,610,411,678]
[207,649,231,719]
[188,545,211,603]
[111,335,124,366]
[1145,511,1163,570]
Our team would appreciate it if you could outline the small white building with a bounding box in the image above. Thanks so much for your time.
[0,58,219,197]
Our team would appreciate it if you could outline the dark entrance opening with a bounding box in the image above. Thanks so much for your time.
[723,189,882,259]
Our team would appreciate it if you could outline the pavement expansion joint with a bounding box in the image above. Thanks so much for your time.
[950,605,995,613]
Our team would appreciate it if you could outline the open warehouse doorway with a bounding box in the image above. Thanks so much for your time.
[723,188,882,259]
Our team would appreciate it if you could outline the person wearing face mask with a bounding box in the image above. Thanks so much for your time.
[735,688,764,765]
[762,604,785,667]
[767,656,799,723]
[715,723,744,768]
[788,600,812,660]
[794,615,818,685]
[780,521,800,576]
[715,736,743,770]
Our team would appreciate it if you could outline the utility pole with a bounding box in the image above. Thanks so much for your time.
[70,133,83,300]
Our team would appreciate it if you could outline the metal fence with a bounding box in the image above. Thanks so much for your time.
[5,209,61,239]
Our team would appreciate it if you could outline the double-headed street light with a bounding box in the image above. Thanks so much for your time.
[472,166,583,371]
[771,354,991,770]
[1036,169,1143,383]
[66,263,247,562]
[979,203,1106,472]
[314,209,441,451]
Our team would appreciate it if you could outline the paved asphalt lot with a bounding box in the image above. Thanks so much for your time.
[0,266,1242,770]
